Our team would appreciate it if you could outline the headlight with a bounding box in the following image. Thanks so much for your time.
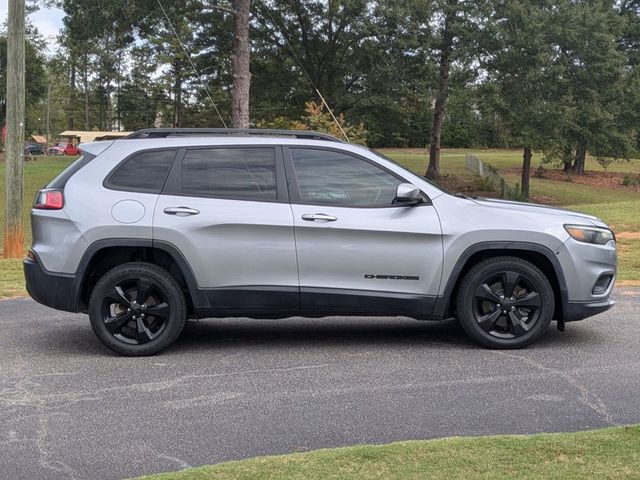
[564,225,615,245]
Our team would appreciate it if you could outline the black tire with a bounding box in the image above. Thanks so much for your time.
[89,262,187,356]
[456,256,554,349]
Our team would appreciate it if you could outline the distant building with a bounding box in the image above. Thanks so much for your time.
[30,135,47,146]
[58,131,132,145]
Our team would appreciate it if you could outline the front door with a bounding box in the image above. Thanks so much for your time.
[284,147,443,314]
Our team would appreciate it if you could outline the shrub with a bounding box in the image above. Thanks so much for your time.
[622,174,640,187]
[596,156,615,171]
[257,101,367,145]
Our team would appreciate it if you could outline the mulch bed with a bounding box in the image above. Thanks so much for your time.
[504,167,640,193]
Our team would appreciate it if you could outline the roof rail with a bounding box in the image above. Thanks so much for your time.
[123,128,344,143]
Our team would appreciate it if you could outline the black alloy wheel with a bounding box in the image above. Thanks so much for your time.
[89,262,186,356]
[456,256,554,349]
[102,278,170,345]
[472,271,542,339]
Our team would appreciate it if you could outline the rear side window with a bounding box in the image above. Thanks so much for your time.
[47,153,96,189]
[181,148,277,200]
[108,150,176,193]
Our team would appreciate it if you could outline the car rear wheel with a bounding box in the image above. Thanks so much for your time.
[89,262,186,356]
[456,256,554,349]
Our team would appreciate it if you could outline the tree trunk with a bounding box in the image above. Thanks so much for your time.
[173,64,182,128]
[106,85,113,130]
[562,144,572,173]
[67,60,76,130]
[231,0,251,129]
[83,53,89,130]
[4,0,25,258]
[426,5,455,180]
[521,146,532,199]
[572,142,586,175]
[46,83,50,146]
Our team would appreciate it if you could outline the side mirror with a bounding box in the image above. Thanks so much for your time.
[394,183,423,205]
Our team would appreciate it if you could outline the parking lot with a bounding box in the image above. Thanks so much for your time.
[1,287,639,480]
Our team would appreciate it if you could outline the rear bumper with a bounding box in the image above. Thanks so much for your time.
[24,256,80,313]
[563,298,615,322]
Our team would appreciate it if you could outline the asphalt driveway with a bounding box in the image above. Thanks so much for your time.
[1,287,639,479]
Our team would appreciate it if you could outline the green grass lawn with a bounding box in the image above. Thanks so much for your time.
[1,149,638,298]
[0,258,26,298]
[134,425,640,480]
[380,148,640,177]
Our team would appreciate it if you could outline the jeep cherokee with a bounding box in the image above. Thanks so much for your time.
[24,128,616,355]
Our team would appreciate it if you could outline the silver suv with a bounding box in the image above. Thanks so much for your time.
[24,129,616,355]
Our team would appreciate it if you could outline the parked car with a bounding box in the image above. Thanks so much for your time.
[47,146,65,155]
[24,128,617,356]
[25,144,44,155]
[63,143,80,156]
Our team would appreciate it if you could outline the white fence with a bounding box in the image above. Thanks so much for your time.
[465,154,519,199]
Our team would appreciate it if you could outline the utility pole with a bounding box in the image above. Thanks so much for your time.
[4,0,26,258]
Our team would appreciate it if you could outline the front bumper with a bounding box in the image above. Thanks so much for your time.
[563,298,615,322]
[24,256,80,313]
[553,237,617,323]
[558,238,616,303]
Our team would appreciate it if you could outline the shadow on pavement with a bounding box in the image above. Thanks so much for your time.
[34,314,605,357]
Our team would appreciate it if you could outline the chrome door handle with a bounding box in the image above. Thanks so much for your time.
[163,206,200,216]
[301,213,337,222]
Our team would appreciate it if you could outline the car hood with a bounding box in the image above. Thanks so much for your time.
[470,197,603,225]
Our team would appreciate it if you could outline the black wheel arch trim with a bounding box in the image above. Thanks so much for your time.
[432,241,569,320]
[74,238,207,311]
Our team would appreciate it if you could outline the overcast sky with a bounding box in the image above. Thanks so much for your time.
[0,1,65,54]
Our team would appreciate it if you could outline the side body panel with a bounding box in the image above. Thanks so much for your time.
[153,195,298,293]
[290,203,443,300]
[33,179,159,274]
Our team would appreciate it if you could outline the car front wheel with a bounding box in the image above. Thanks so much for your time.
[456,256,554,349]
[89,262,186,356]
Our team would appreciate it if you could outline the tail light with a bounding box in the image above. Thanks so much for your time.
[34,189,64,210]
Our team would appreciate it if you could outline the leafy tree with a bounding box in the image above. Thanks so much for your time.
[543,0,637,174]
[0,32,47,133]
[440,86,480,148]
[425,0,490,179]
[346,1,434,148]
[253,0,371,110]
[487,0,560,197]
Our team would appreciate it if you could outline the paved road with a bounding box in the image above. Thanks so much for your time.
[1,288,639,480]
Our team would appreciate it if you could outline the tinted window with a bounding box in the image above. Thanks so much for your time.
[291,149,401,207]
[109,150,176,192]
[181,148,277,200]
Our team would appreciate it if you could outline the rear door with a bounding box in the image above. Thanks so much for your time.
[153,145,299,309]
[284,147,443,312]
